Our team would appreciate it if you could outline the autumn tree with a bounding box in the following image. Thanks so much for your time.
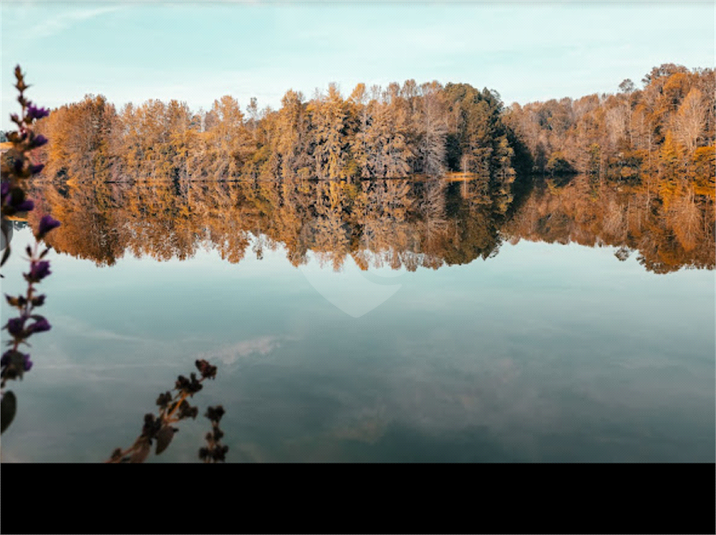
[309,84,350,180]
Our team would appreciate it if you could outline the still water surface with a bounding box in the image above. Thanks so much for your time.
[1,178,714,462]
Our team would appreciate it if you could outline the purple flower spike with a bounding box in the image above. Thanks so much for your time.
[31,134,48,148]
[27,260,51,282]
[27,103,50,121]
[0,350,33,372]
[27,318,51,334]
[38,215,61,237]
[6,317,25,337]
[15,199,34,212]
[29,163,45,175]
[1,181,9,198]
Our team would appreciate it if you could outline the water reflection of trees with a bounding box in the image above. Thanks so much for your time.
[28,176,714,274]
[504,175,715,273]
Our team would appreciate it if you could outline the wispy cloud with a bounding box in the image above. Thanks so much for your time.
[25,5,124,40]
[197,335,287,366]
[53,315,149,343]
[1,2,712,131]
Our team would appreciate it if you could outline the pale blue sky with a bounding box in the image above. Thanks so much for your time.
[1,1,714,129]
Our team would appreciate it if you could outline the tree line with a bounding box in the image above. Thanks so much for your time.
[35,80,519,187]
[24,62,715,209]
[505,63,715,188]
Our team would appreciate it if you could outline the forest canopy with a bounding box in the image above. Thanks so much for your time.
[505,63,715,187]
[30,63,715,197]
[36,79,519,184]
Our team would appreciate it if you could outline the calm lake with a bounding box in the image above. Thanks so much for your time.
[1,177,714,462]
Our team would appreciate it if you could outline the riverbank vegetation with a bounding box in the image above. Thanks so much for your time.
[35,80,521,187]
[505,63,714,189]
[6,63,713,277]
[29,64,713,192]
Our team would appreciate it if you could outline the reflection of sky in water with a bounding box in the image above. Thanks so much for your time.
[1,226,713,462]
